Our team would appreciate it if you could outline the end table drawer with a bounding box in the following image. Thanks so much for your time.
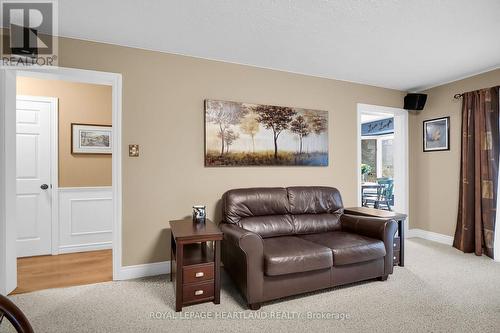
[393,237,400,251]
[183,282,214,303]
[183,264,214,284]
[393,250,400,265]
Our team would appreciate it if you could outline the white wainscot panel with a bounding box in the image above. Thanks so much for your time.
[59,187,112,253]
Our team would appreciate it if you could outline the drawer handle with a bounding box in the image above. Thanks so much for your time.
[195,272,204,278]
[393,256,397,260]
[194,290,204,296]
[393,243,397,247]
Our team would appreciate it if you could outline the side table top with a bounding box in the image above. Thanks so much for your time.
[344,207,407,220]
[169,218,222,241]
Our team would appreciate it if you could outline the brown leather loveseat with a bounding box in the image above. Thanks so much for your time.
[220,186,397,310]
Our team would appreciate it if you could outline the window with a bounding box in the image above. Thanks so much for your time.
[381,138,394,178]
[361,139,377,182]
[361,134,394,181]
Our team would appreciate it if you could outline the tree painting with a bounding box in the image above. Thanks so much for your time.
[239,112,260,153]
[290,115,311,154]
[205,99,328,166]
[254,105,296,159]
[305,111,328,135]
[205,100,247,156]
[224,129,239,153]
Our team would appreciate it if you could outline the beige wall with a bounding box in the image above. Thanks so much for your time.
[55,37,404,266]
[17,77,112,187]
[409,69,500,236]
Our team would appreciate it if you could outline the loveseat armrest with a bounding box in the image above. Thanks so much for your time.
[220,223,264,305]
[221,223,264,253]
[340,214,397,276]
[340,214,397,241]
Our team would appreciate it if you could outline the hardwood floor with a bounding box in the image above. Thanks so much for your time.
[11,250,112,295]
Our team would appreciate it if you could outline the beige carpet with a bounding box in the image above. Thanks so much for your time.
[5,239,500,333]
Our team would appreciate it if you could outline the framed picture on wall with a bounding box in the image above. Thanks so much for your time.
[71,123,112,154]
[423,117,449,152]
[204,99,329,166]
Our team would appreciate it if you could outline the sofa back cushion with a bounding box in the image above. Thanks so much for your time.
[287,186,344,214]
[222,186,344,237]
[222,187,293,238]
[287,186,343,234]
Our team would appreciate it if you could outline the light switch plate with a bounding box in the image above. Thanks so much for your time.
[129,144,139,157]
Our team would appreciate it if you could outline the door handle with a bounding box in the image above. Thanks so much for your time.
[40,184,49,190]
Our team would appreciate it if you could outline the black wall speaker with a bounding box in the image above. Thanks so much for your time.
[404,93,427,111]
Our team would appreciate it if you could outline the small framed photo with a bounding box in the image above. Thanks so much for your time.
[423,117,450,152]
[71,123,112,154]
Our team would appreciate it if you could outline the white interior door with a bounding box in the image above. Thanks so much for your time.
[16,97,54,257]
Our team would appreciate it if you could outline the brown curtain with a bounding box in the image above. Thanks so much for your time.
[454,86,499,258]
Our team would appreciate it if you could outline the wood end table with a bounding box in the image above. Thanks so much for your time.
[169,218,223,312]
[344,207,407,267]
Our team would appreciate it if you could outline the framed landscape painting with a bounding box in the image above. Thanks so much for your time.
[204,99,329,166]
[71,123,112,154]
[423,117,449,152]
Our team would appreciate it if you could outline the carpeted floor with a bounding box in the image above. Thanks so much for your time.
[5,239,500,333]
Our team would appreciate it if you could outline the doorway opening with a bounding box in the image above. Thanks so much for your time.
[12,76,113,294]
[357,104,409,221]
[1,67,122,295]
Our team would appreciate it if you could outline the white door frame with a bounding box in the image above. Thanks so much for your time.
[0,66,123,294]
[357,103,409,236]
[16,95,59,256]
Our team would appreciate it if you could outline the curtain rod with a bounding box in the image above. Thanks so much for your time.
[454,86,500,99]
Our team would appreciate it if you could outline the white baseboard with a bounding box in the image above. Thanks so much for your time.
[58,241,112,254]
[116,260,170,280]
[407,228,454,245]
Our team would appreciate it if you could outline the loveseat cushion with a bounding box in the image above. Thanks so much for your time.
[299,231,386,266]
[263,236,333,276]
[222,187,289,224]
[238,215,294,238]
[287,186,344,215]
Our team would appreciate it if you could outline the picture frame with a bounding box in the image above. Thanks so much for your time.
[204,99,329,167]
[71,123,112,154]
[423,116,450,152]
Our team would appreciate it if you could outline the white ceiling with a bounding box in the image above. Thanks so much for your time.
[58,0,500,91]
